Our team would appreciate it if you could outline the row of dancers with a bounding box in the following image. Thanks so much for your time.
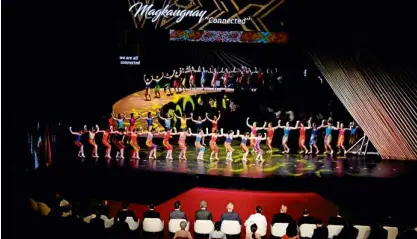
[70,116,359,161]
[143,66,280,100]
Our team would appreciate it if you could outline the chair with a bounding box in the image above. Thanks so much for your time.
[100,215,115,228]
[354,225,371,239]
[168,219,190,233]
[194,220,214,234]
[327,225,343,238]
[300,224,317,238]
[383,226,398,239]
[38,202,51,216]
[271,223,289,237]
[221,220,241,235]
[125,216,140,231]
[245,224,267,237]
[143,218,164,233]
[29,198,39,212]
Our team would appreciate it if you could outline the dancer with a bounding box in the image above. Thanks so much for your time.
[197,66,207,90]
[191,115,207,145]
[69,126,86,158]
[174,113,192,131]
[337,123,350,156]
[177,128,191,160]
[143,74,152,101]
[96,125,118,158]
[251,133,267,162]
[112,127,126,159]
[308,120,325,154]
[236,132,250,162]
[297,119,312,154]
[145,127,160,160]
[323,120,340,155]
[207,128,224,161]
[107,114,114,129]
[206,111,221,133]
[263,121,280,153]
[162,128,178,160]
[222,68,230,88]
[187,67,197,90]
[127,128,141,159]
[222,129,239,162]
[158,111,172,131]
[210,68,219,90]
[125,113,140,131]
[140,112,158,131]
[151,74,164,98]
[188,128,208,160]
[349,122,359,146]
[163,73,173,96]
[85,125,99,158]
[246,117,267,152]
[278,120,299,154]
[112,113,125,130]
[167,70,182,93]
[179,67,187,92]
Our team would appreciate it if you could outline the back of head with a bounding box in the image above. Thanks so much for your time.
[303,209,309,216]
[226,202,234,212]
[200,200,207,209]
[214,221,221,231]
[149,204,155,210]
[174,200,181,209]
[281,204,288,213]
[251,223,258,239]
[122,202,129,210]
[180,221,187,230]
[316,219,323,226]
[256,206,263,214]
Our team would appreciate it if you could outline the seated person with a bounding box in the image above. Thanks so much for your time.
[298,209,316,226]
[209,222,227,239]
[328,211,345,225]
[170,200,187,220]
[173,221,193,239]
[195,200,212,221]
[312,219,328,239]
[368,222,388,239]
[244,206,267,234]
[246,224,261,239]
[220,202,241,224]
[282,221,299,239]
[272,205,295,225]
[334,221,358,239]
[143,204,160,219]
[115,202,138,222]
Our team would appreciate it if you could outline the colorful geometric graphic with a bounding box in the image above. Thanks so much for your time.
[169,30,288,44]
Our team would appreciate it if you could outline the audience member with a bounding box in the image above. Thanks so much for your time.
[52,192,71,217]
[312,219,328,239]
[246,223,261,239]
[272,205,295,225]
[328,211,345,225]
[170,200,187,220]
[115,202,138,222]
[282,221,299,239]
[298,209,316,226]
[244,206,267,234]
[220,202,241,224]
[173,221,193,239]
[368,222,388,239]
[333,221,358,239]
[96,200,109,217]
[209,221,227,239]
[143,204,160,219]
[397,223,417,239]
[195,200,212,220]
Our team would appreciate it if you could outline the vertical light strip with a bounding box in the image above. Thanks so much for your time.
[311,54,417,160]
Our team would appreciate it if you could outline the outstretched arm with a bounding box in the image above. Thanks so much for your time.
[217,112,221,122]
[246,117,252,128]
[261,133,267,140]
[290,121,300,130]
[69,127,80,135]
[277,120,285,129]
[158,112,167,121]
[233,130,240,138]
[205,113,214,123]
[333,121,340,130]
[257,122,267,130]
[174,113,182,120]
[305,118,312,130]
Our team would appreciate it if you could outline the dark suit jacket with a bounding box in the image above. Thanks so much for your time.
[220,212,241,224]
[143,210,160,219]
[328,216,346,226]
[195,209,212,220]
[334,226,358,239]
[272,213,295,225]
[298,216,316,225]
[170,210,187,220]
[116,210,138,222]
[368,226,387,239]
[312,227,329,239]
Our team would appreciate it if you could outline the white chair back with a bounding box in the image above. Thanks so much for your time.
[245,224,267,236]
[100,215,114,228]
[83,214,96,224]
[194,220,214,234]
[125,216,140,231]
[355,225,371,239]
[300,224,317,238]
[38,202,51,216]
[327,225,344,238]
[271,223,289,237]
[383,226,398,239]
[221,220,241,235]
[168,219,189,233]
[143,218,164,233]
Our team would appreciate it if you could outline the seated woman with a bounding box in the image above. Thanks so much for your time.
[246,224,261,239]
[173,221,193,239]
[209,221,226,239]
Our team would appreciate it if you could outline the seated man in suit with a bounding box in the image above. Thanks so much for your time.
[328,211,346,225]
[271,204,295,225]
[298,209,316,226]
[116,202,138,222]
[334,221,358,239]
[312,219,328,239]
[195,200,212,221]
[368,221,388,239]
[143,204,160,219]
[170,200,187,220]
[220,202,241,224]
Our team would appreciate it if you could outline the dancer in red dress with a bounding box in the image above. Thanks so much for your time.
[297,118,312,154]
[263,121,280,153]
[246,117,267,153]
[162,128,178,160]
[97,125,119,158]
[206,111,221,133]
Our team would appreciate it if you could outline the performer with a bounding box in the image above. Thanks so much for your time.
[162,128,178,160]
[174,113,192,131]
[177,128,191,161]
[263,121,280,153]
[140,112,158,131]
[188,67,197,90]
[112,127,126,159]
[236,132,250,162]
[222,68,230,88]
[163,73,173,96]
[323,120,340,155]
[222,129,239,162]
[278,120,299,154]
[196,66,208,90]
[246,117,267,152]
[143,74,152,101]
[145,128,160,160]
[179,67,187,92]
[307,120,325,154]
[96,125,118,159]
[151,74,164,98]
[125,113,140,131]
[188,128,208,160]
[85,125,99,158]
[158,111,172,131]
[206,111,221,133]
[251,133,267,162]
[207,128,223,161]
[337,123,350,156]
[209,68,219,90]
[191,115,207,145]
[106,114,114,129]
[168,70,183,93]
[69,126,86,158]
[349,122,359,146]
[112,113,125,130]
[297,118,312,154]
